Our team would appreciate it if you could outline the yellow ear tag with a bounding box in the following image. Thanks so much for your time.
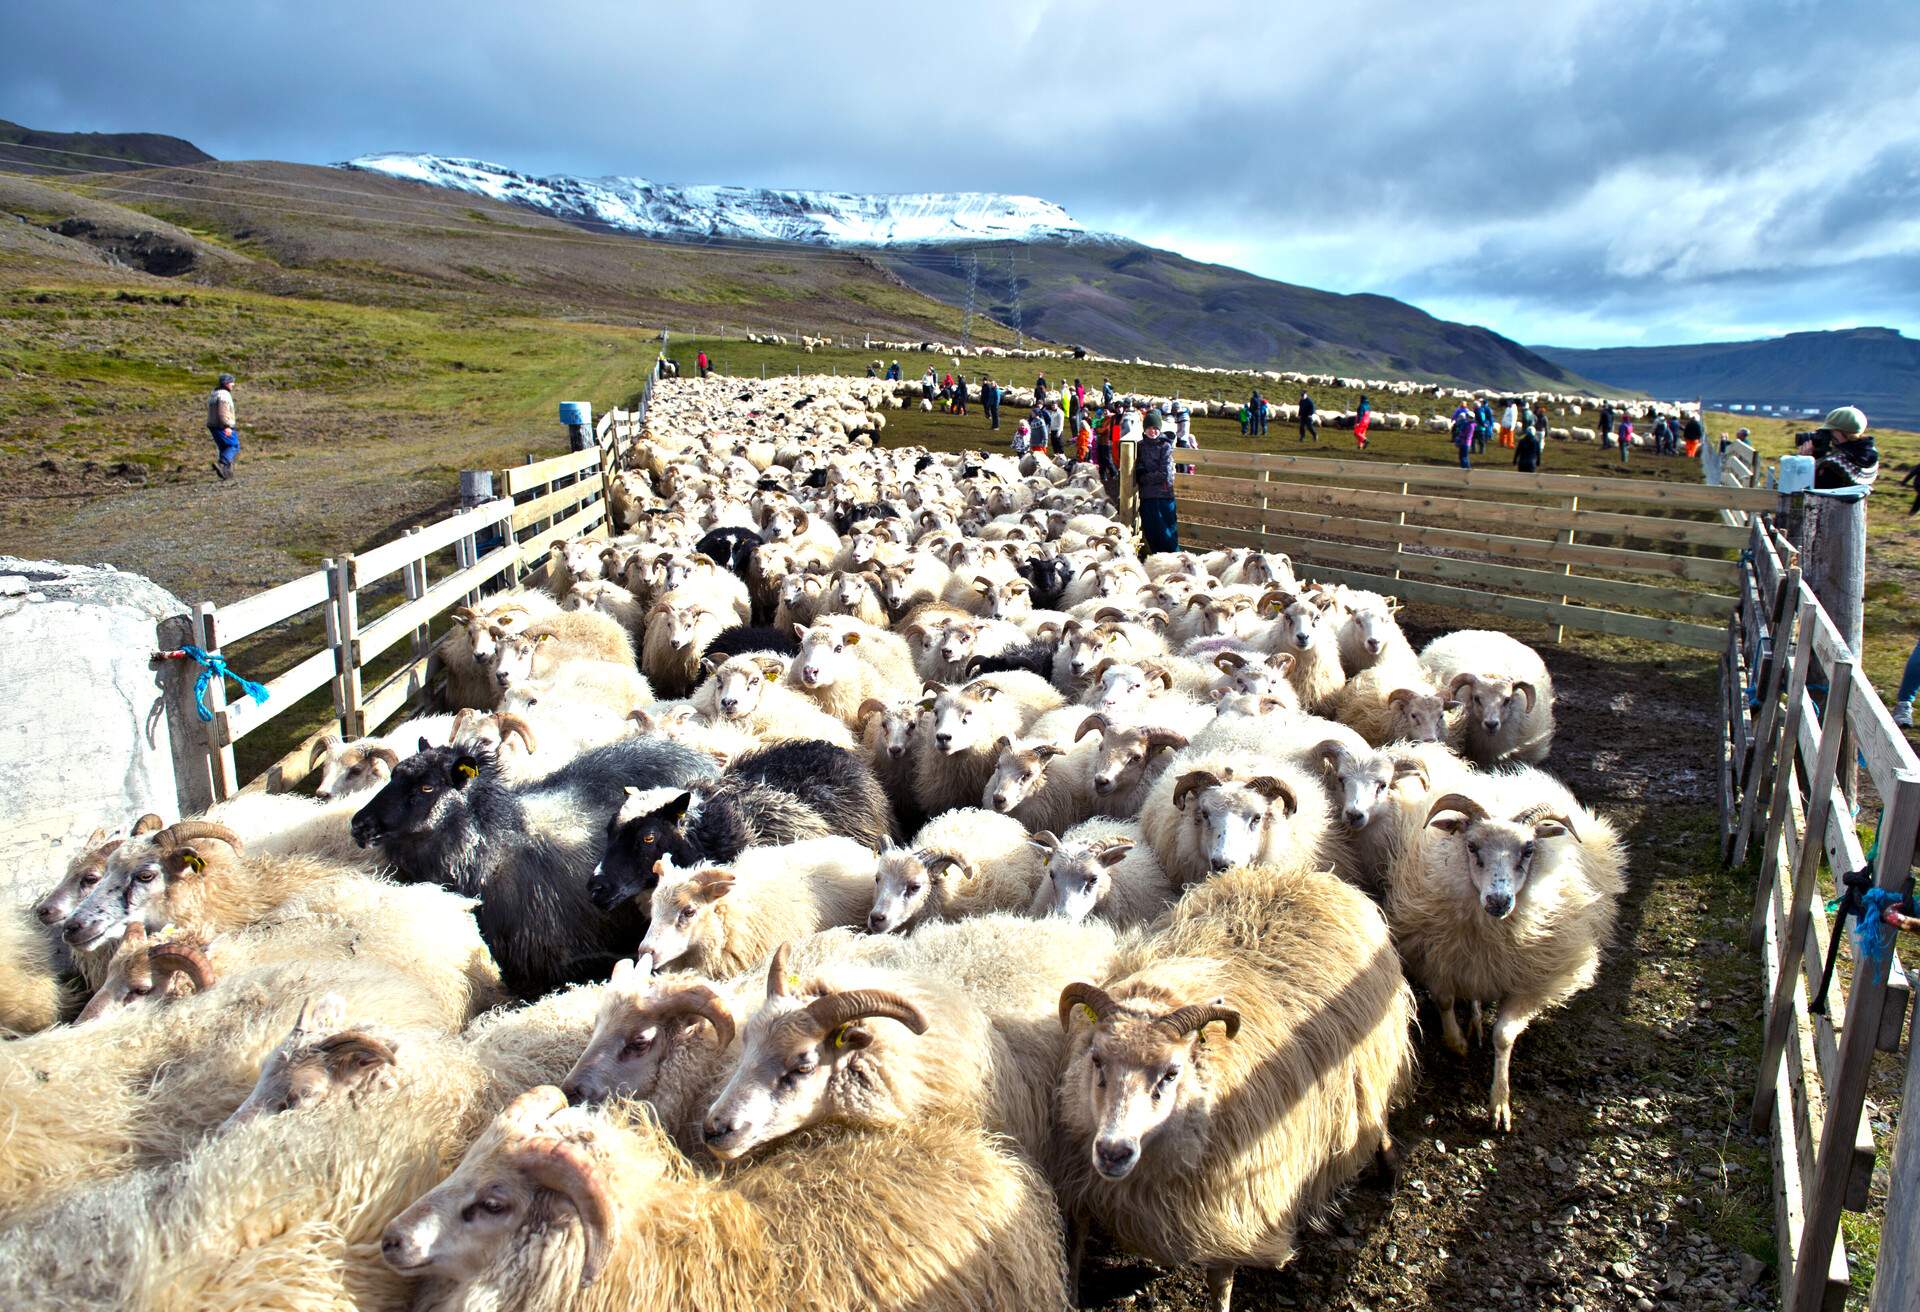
[787,975,802,992]
[537,633,555,643]
[832,1025,852,1049]
[1078,1003,1098,1024]
[455,762,479,780]
[181,852,205,873]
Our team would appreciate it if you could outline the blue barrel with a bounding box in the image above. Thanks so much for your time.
[558,401,593,427]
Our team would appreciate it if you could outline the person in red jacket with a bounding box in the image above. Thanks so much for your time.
[696,350,710,378]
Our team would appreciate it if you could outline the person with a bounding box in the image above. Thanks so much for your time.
[696,349,711,379]
[886,360,901,381]
[1450,401,1475,469]
[1012,419,1033,456]
[206,372,240,481]
[1047,399,1067,456]
[1899,461,1920,516]
[1035,373,1048,399]
[1796,406,1879,490]
[1298,391,1318,443]
[1073,378,1086,417]
[1474,398,1495,454]
[1598,401,1615,449]
[1249,388,1268,436]
[1075,413,1093,465]
[1533,400,1550,441]
[922,367,936,404]
[1028,404,1050,454]
[1683,427,1702,459]
[1514,418,1541,472]
[1101,377,1114,409]
[1499,399,1518,448]
[1238,403,1251,436]
[953,374,969,417]
[1172,404,1198,474]
[982,377,1001,430]
[1617,416,1634,466]
[1682,410,1704,458]
[1352,394,1372,449]
[1651,415,1672,456]
[1136,407,1180,555]
[1096,405,1122,497]
[1893,637,1919,727]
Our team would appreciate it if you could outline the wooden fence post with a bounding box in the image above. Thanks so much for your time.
[154,612,216,815]
[1871,1021,1920,1311]
[1117,440,1138,534]
[195,601,239,801]
[1801,493,1867,801]
[1393,480,1409,581]
[402,529,430,671]
[332,556,365,739]
[1554,495,1578,643]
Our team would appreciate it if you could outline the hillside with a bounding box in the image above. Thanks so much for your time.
[0,118,213,176]
[1535,327,1920,429]
[880,238,1591,391]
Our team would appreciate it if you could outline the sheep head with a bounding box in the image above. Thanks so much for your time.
[77,925,216,1022]
[857,697,918,761]
[1316,738,1410,832]
[636,862,735,969]
[561,954,735,1106]
[350,741,493,851]
[1033,834,1135,922]
[63,821,241,950]
[221,994,397,1133]
[381,1085,618,1290]
[1385,686,1451,744]
[36,814,156,926]
[794,620,862,689]
[1084,718,1187,797]
[702,957,928,1160]
[868,844,975,934]
[982,736,1067,814]
[1171,770,1298,875]
[1426,793,1578,918]
[1446,672,1536,739]
[1059,982,1239,1180]
[313,737,402,800]
[710,654,789,720]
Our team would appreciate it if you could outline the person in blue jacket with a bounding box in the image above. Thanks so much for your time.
[1136,407,1180,554]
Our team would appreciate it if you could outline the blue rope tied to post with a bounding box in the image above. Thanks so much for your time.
[1856,888,1907,964]
[174,644,269,723]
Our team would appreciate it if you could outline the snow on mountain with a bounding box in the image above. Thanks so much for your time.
[340,153,1089,246]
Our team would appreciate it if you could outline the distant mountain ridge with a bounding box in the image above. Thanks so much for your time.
[1533,328,1920,429]
[342,153,1088,246]
[0,118,213,176]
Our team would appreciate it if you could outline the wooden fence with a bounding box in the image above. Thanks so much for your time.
[168,388,653,804]
[1172,449,1779,649]
[1724,517,1920,1311]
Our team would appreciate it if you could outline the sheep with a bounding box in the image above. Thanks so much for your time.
[868,807,1044,933]
[787,617,917,726]
[770,566,831,632]
[822,568,891,628]
[1330,587,1413,672]
[912,677,1035,815]
[1139,747,1335,887]
[564,577,648,642]
[1078,709,1210,818]
[640,589,731,698]
[876,555,951,619]
[350,737,716,997]
[1028,819,1176,928]
[855,695,923,816]
[979,729,1096,834]
[0,902,69,1036]
[1204,649,1302,704]
[379,1086,1072,1312]
[1052,861,1414,1311]
[439,595,559,710]
[489,637,655,717]
[1053,617,1169,691]
[588,739,892,912]
[1329,656,1457,748]
[921,614,1030,683]
[691,652,858,748]
[545,536,611,597]
[1254,589,1346,710]
[636,837,881,977]
[31,812,163,928]
[1383,774,1625,1129]
[1419,630,1557,765]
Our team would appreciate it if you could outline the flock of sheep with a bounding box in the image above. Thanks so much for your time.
[0,373,1627,1312]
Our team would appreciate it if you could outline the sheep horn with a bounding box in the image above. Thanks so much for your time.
[1212,651,1248,672]
[1391,757,1432,788]
[1092,606,1129,622]
[493,713,539,754]
[314,1029,398,1074]
[508,1132,616,1288]
[1185,595,1210,611]
[1256,588,1295,615]
[366,746,401,770]
[767,941,794,998]
[1242,776,1299,814]
[131,813,166,836]
[651,985,736,1050]
[802,989,929,1038]
[1157,1004,1241,1041]
[1313,739,1351,774]
[1058,982,1119,1030]
[1518,806,1578,841]
[1171,770,1221,812]
[1029,829,1061,854]
[1511,680,1538,712]
[308,734,339,768]
[156,821,243,852]
[147,941,215,993]
[1074,715,1109,743]
[1386,688,1417,710]
[1143,729,1189,755]
[1087,657,1118,683]
[1445,672,1478,699]
[856,697,888,724]
[1426,792,1489,824]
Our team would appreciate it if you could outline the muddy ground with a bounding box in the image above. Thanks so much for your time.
[1077,611,1777,1312]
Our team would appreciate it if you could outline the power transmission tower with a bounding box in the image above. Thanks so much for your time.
[1010,249,1024,350]
[961,253,978,349]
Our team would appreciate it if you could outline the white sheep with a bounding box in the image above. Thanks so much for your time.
[1419,629,1556,764]
[868,806,1043,933]
[637,839,879,977]
[1139,746,1335,888]
[1027,818,1175,928]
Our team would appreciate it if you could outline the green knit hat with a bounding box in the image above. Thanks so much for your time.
[1822,406,1867,436]
[1145,407,1165,429]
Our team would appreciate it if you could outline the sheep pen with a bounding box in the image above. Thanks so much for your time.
[0,368,1793,1312]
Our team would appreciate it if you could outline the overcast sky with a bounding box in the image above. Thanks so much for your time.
[6,0,1916,348]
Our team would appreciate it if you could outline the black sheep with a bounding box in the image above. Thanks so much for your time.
[834,501,902,537]
[1020,556,1075,609]
[349,737,716,998]
[702,623,802,665]
[967,639,1059,681]
[694,526,764,581]
[588,739,893,912]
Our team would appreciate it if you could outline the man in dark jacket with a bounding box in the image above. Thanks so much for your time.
[1249,389,1267,436]
[1598,402,1615,449]
[1136,407,1179,554]
[1298,391,1318,443]
[982,378,1000,430]
[1514,425,1542,472]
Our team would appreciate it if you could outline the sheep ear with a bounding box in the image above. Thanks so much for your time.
[1035,745,1066,760]
[792,623,807,640]
[1267,652,1296,676]
[1428,814,1470,836]
[418,736,433,754]
[971,683,1000,701]
[994,734,1013,752]
[691,869,735,901]
[451,752,481,785]
[757,658,788,680]
[659,792,693,824]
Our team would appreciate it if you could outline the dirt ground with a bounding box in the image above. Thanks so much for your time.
[1077,613,1777,1312]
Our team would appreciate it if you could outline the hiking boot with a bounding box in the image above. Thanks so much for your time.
[211,460,229,481]
[1896,700,1914,728]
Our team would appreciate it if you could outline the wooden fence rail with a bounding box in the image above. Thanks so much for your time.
[1172,448,1774,650]
[166,386,655,803]
[1723,516,1920,1312]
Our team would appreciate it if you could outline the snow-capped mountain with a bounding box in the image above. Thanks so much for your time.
[340,153,1088,246]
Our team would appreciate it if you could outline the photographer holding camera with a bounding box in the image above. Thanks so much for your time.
[1796,406,1879,490]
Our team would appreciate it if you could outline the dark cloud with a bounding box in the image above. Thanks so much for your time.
[4,0,1916,346]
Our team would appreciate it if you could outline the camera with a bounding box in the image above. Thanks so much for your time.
[1796,429,1833,459]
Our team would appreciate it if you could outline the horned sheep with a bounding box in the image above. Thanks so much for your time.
[1419,629,1556,764]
